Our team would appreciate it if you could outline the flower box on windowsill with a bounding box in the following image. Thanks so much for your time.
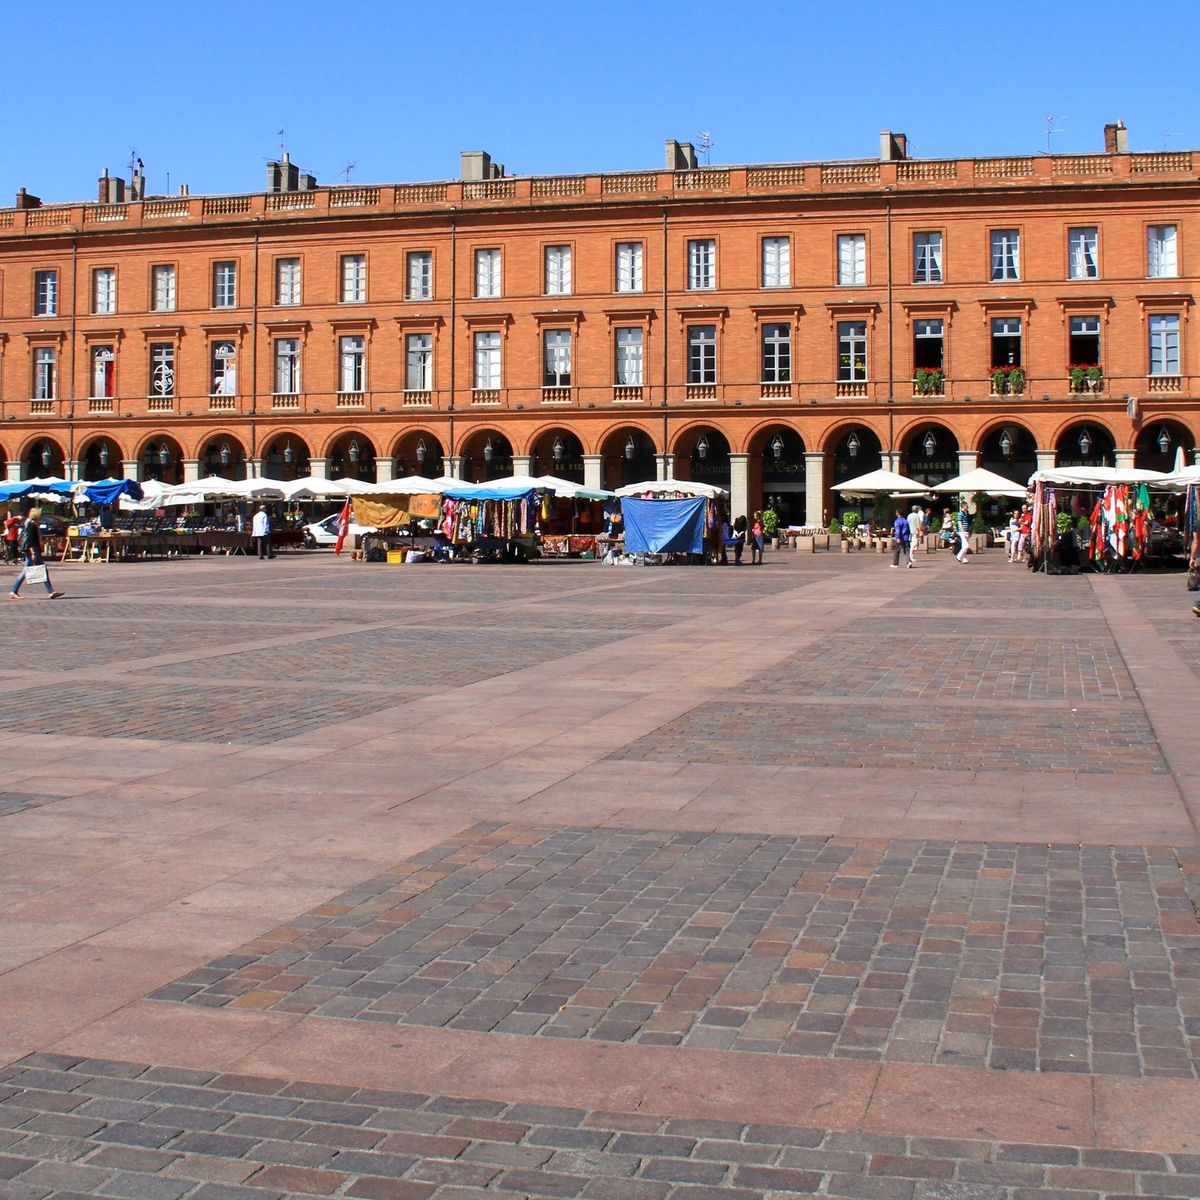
[1068,366,1104,394]
[989,367,1026,397]
[912,369,944,396]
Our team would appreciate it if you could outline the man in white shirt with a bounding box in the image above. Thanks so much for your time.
[252,505,273,559]
[904,505,923,567]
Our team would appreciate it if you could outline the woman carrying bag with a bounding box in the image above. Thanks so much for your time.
[10,508,64,601]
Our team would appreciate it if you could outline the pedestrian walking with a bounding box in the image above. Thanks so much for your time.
[891,508,912,568]
[1014,505,1032,564]
[252,505,274,559]
[3,508,20,564]
[955,501,972,563]
[9,508,64,601]
[905,504,923,566]
[749,511,765,564]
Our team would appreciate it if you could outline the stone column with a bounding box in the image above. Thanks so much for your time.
[65,460,81,482]
[804,453,825,527]
[728,453,749,519]
[309,457,329,478]
[882,450,901,473]
[121,459,139,481]
[6,461,22,481]
[247,457,263,479]
[375,458,395,483]
[1114,449,1136,470]
[657,453,675,481]
[511,455,532,476]
[447,455,464,480]
[1035,449,1056,473]
[957,450,980,475]
[583,454,603,492]
[182,458,201,483]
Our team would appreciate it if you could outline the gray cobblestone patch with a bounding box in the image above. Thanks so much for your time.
[610,698,1166,773]
[159,825,1200,1076]
[0,793,57,818]
[6,1053,1193,1199]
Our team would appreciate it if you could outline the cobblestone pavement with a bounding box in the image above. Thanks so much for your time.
[3,549,1200,1197]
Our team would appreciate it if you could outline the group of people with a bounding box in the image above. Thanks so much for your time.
[4,507,64,600]
[720,512,767,564]
[1005,505,1034,564]
[890,502,975,567]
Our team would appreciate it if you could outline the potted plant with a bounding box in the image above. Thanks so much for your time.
[842,510,862,547]
[1085,365,1103,390]
[914,367,944,395]
[1069,365,1087,392]
[762,507,780,549]
[1008,367,1026,395]
[990,367,1008,395]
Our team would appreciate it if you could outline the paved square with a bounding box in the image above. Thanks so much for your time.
[4,548,1200,1196]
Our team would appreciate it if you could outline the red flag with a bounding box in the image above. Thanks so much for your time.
[333,498,352,557]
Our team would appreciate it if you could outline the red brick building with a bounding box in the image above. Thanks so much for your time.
[1,123,1196,522]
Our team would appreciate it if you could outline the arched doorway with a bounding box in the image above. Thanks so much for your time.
[901,424,959,488]
[261,434,311,481]
[600,427,657,491]
[1056,422,1114,469]
[200,435,248,481]
[23,438,65,479]
[1135,419,1194,473]
[530,429,584,483]
[79,436,123,481]
[829,426,883,519]
[140,436,184,486]
[328,432,376,481]
[979,423,1037,486]
[393,431,444,479]
[675,426,730,490]
[752,426,806,525]
[460,430,512,482]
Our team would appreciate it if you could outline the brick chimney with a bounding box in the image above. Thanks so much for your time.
[666,140,697,170]
[14,188,41,210]
[880,130,908,161]
[1104,121,1129,154]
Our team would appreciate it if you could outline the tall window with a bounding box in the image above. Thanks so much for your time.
[276,258,301,306]
[34,269,58,316]
[761,323,791,383]
[339,335,365,392]
[837,322,868,380]
[212,261,237,308]
[340,254,367,303]
[616,242,643,293]
[913,319,944,370]
[837,234,866,285]
[92,267,116,314]
[474,248,501,298]
[990,230,1020,281]
[543,329,572,386]
[274,339,301,394]
[1068,227,1099,279]
[33,347,56,400]
[150,343,175,396]
[615,327,643,386]
[991,318,1022,366]
[913,232,943,283]
[687,325,716,383]
[1148,225,1178,278]
[91,345,115,397]
[544,245,572,295]
[762,237,791,288]
[1069,315,1100,365]
[687,239,716,290]
[405,333,432,391]
[406,251,432,300]
[1149,314,1181,375]
[211,342,237,394]
[151,264,176,312]
[473,331,501,389]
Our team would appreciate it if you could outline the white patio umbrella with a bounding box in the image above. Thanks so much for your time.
[279,475,372,500]
[932,467,1028,499]
[365,475,456,495]
[613,478,728,498]
[831,468,930,498]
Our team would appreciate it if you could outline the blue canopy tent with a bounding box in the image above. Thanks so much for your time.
[621,496,708,554]
[0,478,74,501]
[77,478,145,506]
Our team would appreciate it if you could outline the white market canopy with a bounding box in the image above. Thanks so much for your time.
[1160,465,1200,491]
[279,474,376,500]
[614,477,728,499]
[831,468,930,497]
[156,476,286,505]
[1028,466,1169,487]
[932,467,1028,499]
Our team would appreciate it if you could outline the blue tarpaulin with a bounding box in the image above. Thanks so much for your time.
[622,496,707,554]
[0,479,74,501]
[442,485,535,501]
[81,478,144,505]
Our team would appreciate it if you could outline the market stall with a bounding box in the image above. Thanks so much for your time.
[612,479,729,562]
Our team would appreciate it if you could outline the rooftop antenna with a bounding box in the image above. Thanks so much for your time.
[697,131,714,166]
[1044,112,1067,154]
[278,128,286,158]
[127,148,139,177]
[339,162,357,183]
[1164,131,1175,150]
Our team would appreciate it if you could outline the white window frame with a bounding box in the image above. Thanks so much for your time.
[991,317,1022,366]
[339,335,365,393]
[761,323,791,383]
[1148,225,1178,278]
[543,329,572,386]
[276,258,301,306]
[837,322,868,381]
[33,346,56,400]
[34,269,57,316]
[274,338,301,394]
[473,330,501,389]
[406,250,433,300]
[213,261,237,308]
[913,232,943,283]
[837,234,867,286]
[150,343,175,397]
[474,248,502,299]
[90,345,115,398]
[614,327,644,386]
[990,230,1020,281]
[761,237,791,288]
[1067,227,1099,280]
[687,239,716,290]
[1149,313,1181,375]
[405,332,432,391]
[151,264,177,312]
[92,267,117,315]
[544,245,572,296]
[687,324,717,383]
[211,341,237,394]
[616,242,643,293]
[340,254,367,304]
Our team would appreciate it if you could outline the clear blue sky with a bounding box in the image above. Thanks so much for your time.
[5,0,1197,204]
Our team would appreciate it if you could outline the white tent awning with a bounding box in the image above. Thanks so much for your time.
[614,478,728,498]
[932,467,1028,498]
[831,468,930,497]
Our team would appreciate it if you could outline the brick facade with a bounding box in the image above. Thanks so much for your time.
[1,135,1197,521]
